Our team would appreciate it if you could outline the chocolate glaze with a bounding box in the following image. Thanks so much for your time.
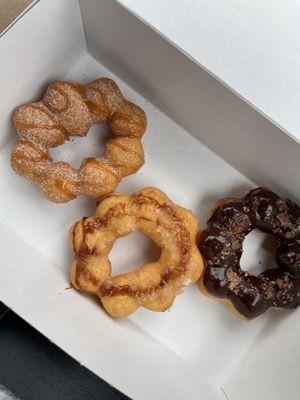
[198,188,300,319]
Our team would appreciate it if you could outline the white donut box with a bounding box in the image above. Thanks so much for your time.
[0,1,299,399]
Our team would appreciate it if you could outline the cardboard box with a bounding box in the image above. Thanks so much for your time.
[0,1,299,399]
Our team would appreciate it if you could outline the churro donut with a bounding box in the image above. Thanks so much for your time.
[11,78,147,202]
[198,187,300,319]
[70,187,204,317]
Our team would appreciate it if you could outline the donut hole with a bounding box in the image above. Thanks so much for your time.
[109,231,161,275]
[240,229,278,276]
[49,124,113,168]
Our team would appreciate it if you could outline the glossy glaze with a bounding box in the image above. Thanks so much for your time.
[198,188,300,319]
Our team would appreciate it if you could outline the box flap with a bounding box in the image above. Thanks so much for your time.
[224,308,300,400]
[118,0,300,142]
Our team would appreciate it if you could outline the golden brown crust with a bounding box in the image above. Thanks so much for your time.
[70,187,204,317]
[11,78,147,203]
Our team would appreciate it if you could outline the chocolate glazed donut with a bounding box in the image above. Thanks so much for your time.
[198,188,300,319]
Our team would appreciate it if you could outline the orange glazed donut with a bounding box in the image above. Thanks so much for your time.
[11,78,147,203]
[70,187,204,317]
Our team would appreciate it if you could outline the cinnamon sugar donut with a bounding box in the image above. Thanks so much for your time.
[198,188,300,319]
[70,188,204,317]
[11,78,147,202]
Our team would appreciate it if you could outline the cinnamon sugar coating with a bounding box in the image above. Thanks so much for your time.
[11,78,147,202]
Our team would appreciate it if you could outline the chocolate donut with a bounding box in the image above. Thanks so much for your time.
[198,188,300,319]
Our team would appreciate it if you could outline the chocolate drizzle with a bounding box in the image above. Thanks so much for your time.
[198,188,300,319]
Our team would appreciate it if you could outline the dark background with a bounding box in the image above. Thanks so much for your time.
[0,302,129,400]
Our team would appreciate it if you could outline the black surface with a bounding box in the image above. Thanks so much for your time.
[0,303,129,400]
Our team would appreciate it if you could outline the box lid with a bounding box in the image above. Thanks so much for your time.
[119,0,300,143]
